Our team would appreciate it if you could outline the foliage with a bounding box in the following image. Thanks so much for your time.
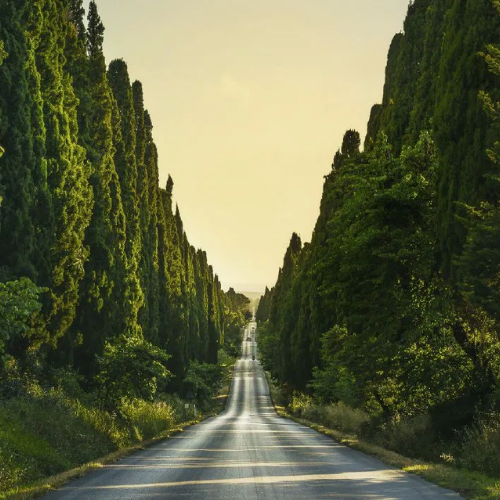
[0,378,194,493]
[289,392,369,435]
[0,2,257,492]
[0,40,7,64]
[0,0,239,402]
[223,287,250,356]
[119,398,175,440]
[96,334,171,405]
[258,0,500,479]
[183,360,224,405]
[458,414,500,477]
[0,278,45,368]
[261,131,473,416]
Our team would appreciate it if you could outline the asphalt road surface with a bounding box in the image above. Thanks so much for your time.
[44,321,461,499]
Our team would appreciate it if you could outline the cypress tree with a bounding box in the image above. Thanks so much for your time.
[434,0,500,277]
[0,1,36,281]
[64,0,90,147]
[132,81,157,340]
[66,0,86,39]
[24,1,53,302]
[194,249,210,361]
[157,184,185,383]
[72,1,128,376]
[143,110,160,343]
[206,265,219,364]
[365,0,500,277]
[108,58,143,337]
[36,0,93,347]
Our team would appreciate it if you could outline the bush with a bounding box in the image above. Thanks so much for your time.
[97,334,171,406]
[322,402,370,434]
[289,392,369,435]
[458,414,500,477]
[183,361,224,405]
[371,413,437,460]
[120,399,175,440]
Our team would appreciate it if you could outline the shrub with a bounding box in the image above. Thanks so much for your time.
[183,361,224,405]
[120,399,175,440]
[97,334,171,406]
[289,392,369,435]
[322,402,370,434]
[373,413,437,460]
[458,414,500,477]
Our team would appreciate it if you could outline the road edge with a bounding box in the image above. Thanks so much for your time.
[263,371,500,500]
[4,364,236,500]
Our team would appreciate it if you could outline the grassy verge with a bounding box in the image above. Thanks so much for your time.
[263,373,500,500]
[1,420,199,500]
[1,359,235,500]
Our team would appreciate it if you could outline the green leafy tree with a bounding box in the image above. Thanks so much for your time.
[97,334,171,405]
[455,10,500,396]
[183,360,224,404]
[0,278,46,369]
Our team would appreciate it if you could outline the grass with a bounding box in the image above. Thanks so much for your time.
[0,358,236,499]
[0,421,199,500]
[263,373,500,500]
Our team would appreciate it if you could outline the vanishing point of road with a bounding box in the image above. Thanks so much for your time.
[44,321,461,499]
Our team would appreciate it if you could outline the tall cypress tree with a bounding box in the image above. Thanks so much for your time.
[207,265,219,364]
[157,181,184,382]
[144,110,160,342]
[132,80,154,339]
[36,0,93,348]
[194,249,209,361]
[72,1,128,376]
[365,0,500,277]
[108,58,143,338]
[434,0,500,277]
[0,1,36,281]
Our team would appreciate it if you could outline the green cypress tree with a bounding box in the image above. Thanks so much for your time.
[0,1,36,281]
[434,0,500,277]
[194,249,210,361]
[365,0,500,277]
[206,265,219,364]
[108,58,143,337]
[157,183,185,383]
[72,1,128,376]
[24,1,53,302]
[132,80,156,339]
[143,110,160,343]
[64,0,91,147]
[36,0,93,348]
[66,0,85,39]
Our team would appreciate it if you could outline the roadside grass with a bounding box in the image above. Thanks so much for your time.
[0,421,199,500]
[263,373,500,500]
[1,358,236,499]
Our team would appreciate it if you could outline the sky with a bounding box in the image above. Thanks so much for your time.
[90,0,410,293]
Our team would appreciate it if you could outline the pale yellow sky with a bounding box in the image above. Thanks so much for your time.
[91,0,409,292]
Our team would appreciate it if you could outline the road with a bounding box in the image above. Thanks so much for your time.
[44,321,461,499]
